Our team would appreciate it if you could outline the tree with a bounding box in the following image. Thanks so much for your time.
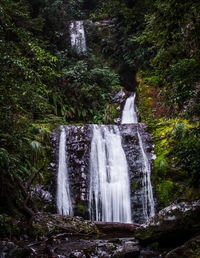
[0,0,57,215]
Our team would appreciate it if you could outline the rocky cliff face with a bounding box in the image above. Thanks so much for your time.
[51,123,155,224]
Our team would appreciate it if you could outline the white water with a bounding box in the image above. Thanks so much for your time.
[121,93,137,124]
[57,126,73,215]
[89,125,132,223]
[70,20,86,53]
[121,93,155,219]
[138,132,155,219]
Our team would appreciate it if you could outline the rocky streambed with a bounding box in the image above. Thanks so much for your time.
[1,200,200,257]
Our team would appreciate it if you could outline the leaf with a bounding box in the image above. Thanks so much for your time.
[82,109,86,117]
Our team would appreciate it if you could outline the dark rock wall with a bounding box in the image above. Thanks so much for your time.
[66,125,92,217]
[51,124,155,223]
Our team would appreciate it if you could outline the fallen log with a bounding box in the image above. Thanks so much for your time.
[94,221,140,235]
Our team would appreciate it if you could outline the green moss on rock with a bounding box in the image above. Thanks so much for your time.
[137,73,200,207]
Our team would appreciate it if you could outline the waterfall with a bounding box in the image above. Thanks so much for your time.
[55,91,155,223]
[138,132,155,219]
[57,126,73,215]
[70,21,86,53]
[121,93,155,219]
[121,93,137,124]
[89,125,132,223]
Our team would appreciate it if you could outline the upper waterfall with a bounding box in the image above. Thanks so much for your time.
[70,21,86,53]
[89,125,132,223]
[121,93,137,124]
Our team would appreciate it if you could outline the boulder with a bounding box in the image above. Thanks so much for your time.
[164,235,200,258]
[136,200,200,248]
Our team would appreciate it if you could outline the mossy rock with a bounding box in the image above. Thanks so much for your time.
[30,212,99,238]
[136,200,200,248]
[75,200,89,218]
[165,235,200,258]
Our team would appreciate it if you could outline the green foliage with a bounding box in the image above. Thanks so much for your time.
[76,202,88,217]
[88,0,152,89]
[132,178,138,192]
[136,78,153,123]
[58,59,120,123]
[153,119,200,207]
[157,180,174,207]
[140,0,200,115]
[0,0,58,214]
[173,126,200,187]
[137,73,200,207]
[0,215,21,238]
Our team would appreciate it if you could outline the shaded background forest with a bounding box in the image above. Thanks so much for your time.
[0,0,200,216]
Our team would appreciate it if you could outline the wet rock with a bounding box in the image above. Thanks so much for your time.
[139,248,158,258]
[164,235,200,257]
[136,200,200,247]
[31,184,52,202]
[30,212,97,238]
[0,241,33,258]
[114,117,121,124]
[53,237,140,258]
[113,89,126,103]
[112,238,140,257]
[29,184,54,213]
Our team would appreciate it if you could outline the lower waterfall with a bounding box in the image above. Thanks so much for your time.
[57,126,73,215]
[89,125,132,223]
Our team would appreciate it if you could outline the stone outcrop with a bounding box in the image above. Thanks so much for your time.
[164,235,200,258]
[136,200,200,248]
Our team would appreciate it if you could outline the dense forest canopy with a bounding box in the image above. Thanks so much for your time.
[0,0,199,217]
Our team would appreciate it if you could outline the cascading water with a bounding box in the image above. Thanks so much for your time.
[121,93,137,124]
[138,132,155,219]
[121,93,155,219]
[89,125,132,223]
[57,126,73,215]
[70,20,86,53]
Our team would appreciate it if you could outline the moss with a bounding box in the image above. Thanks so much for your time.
[0,215,21,239]
[132,178,138,192]
[135,229,153,241]
[136,74,153,123]
[77,203,87,215]
[157,180,174,207]
[137,73,200,207]
[151,241,159,250]
[75,201,89,218]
